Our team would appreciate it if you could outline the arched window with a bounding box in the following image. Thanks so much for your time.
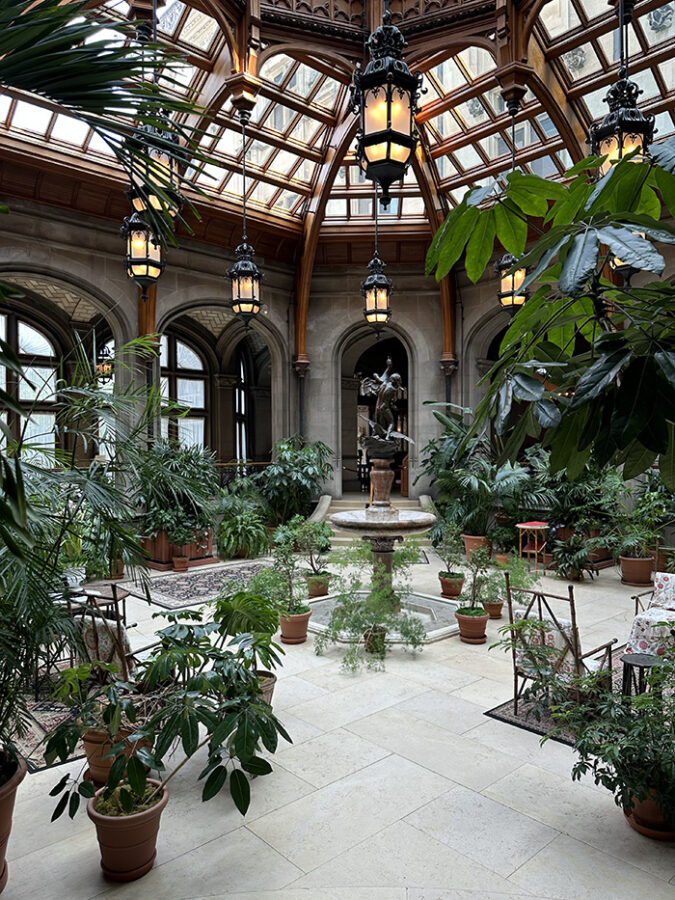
[235,353,249,459]
[0,312,57,458]
[160,333,207,446]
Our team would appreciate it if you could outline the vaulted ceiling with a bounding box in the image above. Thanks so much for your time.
[0,0,673,266]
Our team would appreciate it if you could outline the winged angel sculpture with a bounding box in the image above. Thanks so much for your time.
[359,357,413,458]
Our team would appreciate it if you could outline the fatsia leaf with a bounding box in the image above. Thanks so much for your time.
[564,156,607,176]
[494,379,513,435]
[508,185,549,217]
[635,184,661,220]
[622,440,657,480]
[465,208,496,282]
[559,229,599,298]
[521,237,572,291]
[651,136,675,173]
[494,200,527,256]
[609,357,659,449]
[548,409,589,472]
[654,167,675,217]
[202,765,228,802]
[596,226,665,275]
[229,769,251,816]
[434,206,480,280]
[511,373,545,402]
[655,350,675,390]
[570,348,632,408]
[533,399,561,429]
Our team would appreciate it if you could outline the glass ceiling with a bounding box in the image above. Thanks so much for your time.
[0,0,672,228]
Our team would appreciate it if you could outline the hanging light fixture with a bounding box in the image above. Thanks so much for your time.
[126,2,184,217]
[588,0,655,176]
[122,211,164,299]
[362,185,392,336]
[350,0,422,207]
[227,110,263,326]
[95,342,114,384]
[495,100,528,315]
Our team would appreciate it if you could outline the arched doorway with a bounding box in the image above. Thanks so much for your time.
[229,331,272,463]
[341,334,409,495]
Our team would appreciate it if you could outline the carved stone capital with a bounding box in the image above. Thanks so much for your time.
[293,355,310,378]
[439,355,459,376]
[215,374,238,389]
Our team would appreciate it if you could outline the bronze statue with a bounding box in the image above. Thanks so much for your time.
[359,356,411,457]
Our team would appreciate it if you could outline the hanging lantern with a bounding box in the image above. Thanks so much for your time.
[362,252,392,335]
[495,253,528,315]
[228,242,262,325]
[588,0,654,176]
[350,2,421,207]
[95,343,114,384]
[127,120,183,217]
[122,211,164,299]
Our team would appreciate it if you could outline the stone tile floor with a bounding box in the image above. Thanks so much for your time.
[8,553,675,900]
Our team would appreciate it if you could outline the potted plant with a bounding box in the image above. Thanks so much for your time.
[548,641,675,840]
[454,547,493,642]
[254,435,333,526]
[249,526,312,643]
[491,524,517,566]
[292,516,333,597]
[217,505,269,560]
[433,522,465,598]
[551,532,600,581]
[614,524,657,587]
[45,614,291,881]
[165,519,198,572]
[490,555,541,619]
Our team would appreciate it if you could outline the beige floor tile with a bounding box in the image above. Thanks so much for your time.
[201,891,406,899]
[247,754,451,872]
[292,820,524,893]
[7,830,103,900]
[287,672,425,731]
[347,706,522,790]
[406,784,558,877]
[508,833,675,899]
[395,688,489,734]
[97,827,303,899]
[450,675,514,708]
[272,710,324,746]
[379,655,481,692]
[272,674,330,710]
[485,763,675,882]
[408,892,546,900]
[275,727,389,788]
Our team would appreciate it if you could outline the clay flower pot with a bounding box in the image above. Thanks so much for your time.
[619,556,653,587]
[363,625,387,656]
[83,729,151,788]
[256,669,277,706]
[461,534,492,563]
[438,573,464,598]
[0,755,27,894]
[87,779,169,882]
[494,553,510,567]
[624,792,675,841]
[455,609,490,644]
[484,599,504,620]
[306,573,331,598]
[279,609,312,644]
[172,556,189,573]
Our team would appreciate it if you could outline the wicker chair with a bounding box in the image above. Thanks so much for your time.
[505,573,617,715]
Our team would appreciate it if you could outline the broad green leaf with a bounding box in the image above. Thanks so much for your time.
[77,781,96,798]
[611,162,651,214]
[435,206,480,280]
[651,136,675,173]
[655,351,675,389]
[660,423,675,490]
[494,379,513,435]
[622,440,657,480]
[494,200,527,255]
[229,769,251,816]
[466,180,498,206]
[566,444,591,480]
[571,348,631,408]
[202,765,228,802]
[522,238,571,291]
[596,226,665,275]
[635,184,661,219]
[507,173,566,199]
[511,373,545,402]
[559,229,599,298]
[240,756,273,776]
[610,357,659,448]
[465,208,496,282]
[551,181,591,226]
[181,712,199,757]
[508,185,549,217]
[51,792,69,822]
[68,791,80,819]
[126,756,147,796]
[107,754,127,791]
[549,409,589,471]
[533,399,561,429]
[654,167,675,217]
[49,774,69,797]
[564,156,607,176]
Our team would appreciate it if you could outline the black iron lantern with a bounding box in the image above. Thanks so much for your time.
[351,0,422,207]
[362,252,392,335]
[227,110,263,325]
[127,119,183,217]
[95,343,114,384]
[495,252,528,315]
[588,0,655,176]
[122,211,164,299]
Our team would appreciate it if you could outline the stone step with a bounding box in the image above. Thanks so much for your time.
[328,498,421,510]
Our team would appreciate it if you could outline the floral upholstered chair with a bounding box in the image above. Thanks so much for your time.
[627,572,675,657]
[505,574,617,715]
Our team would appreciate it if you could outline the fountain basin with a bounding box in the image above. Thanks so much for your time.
[308,591,460,643]
[330,508,436,535]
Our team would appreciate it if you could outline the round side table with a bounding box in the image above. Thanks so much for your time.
[620,652,661,696]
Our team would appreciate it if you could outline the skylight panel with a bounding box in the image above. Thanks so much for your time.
[289,115,321,144]
[267,104,294,133]
[457,47,496,79]
[0,95,11,124]
[51,115,89,145]
[428,57,466,92]
[295,159,316,182]
[249,181,277,205]
[403,197,425,215]
[431,111,462,139]
[273,190,303,212]
[456,98,490,127]
[325,198,346,216]
[641,5,675,46]
[182,9,218,52]
[248,140,273,167]
[453,143,483,171]
[653,110,675,141]
[350,198,372,216]
[540,1,582,38]
[562,43,602,81]
[270,150,299,175]
[195,162,227,188]
[87,131,115,156]
[436,155,458,179]
[260,54,294,85]
[313,77,341,109]
[578,0,611,20]
[158,1,185,37]
[287,64,321,97]
[529,155,559,178]
[12,101,51,135]
[250,97,271,124]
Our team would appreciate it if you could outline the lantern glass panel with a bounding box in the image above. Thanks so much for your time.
[390,142,411,163]
[390,90,411,133]
[501,267,527,306]
[364,87,388,136]
[365,141,388,163]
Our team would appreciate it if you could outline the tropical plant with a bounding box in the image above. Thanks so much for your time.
[426,146,675,486]
[491,524,518,554]
[248,526,309,616]
[456,547,496,614]
[434,522,464,576]
[212,589,282,673]
[256,435,333,524]
[551,532,600,580]
[218,508,269,559]
[611,523,658,560]
[291,516,333,576]
[547,641,675,828]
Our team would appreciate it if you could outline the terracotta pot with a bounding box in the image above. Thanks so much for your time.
[455,610,489,644]
[0,755,27,894]
[554,526,575,542]
[83,729,151,788]
[172,556,189,572]
[256,669,277,706]
[619,556,653,587]
[87,779,169,882]
[306,573,331,598]
[142,530,171,564]
[109,559,124,580]
[279,609,312,644]
[461,534,492,563]
[494,553,510,566]
[438,574,464,598]
[363,625,387,656]
[624,793,675,841]
[484,600,504,620]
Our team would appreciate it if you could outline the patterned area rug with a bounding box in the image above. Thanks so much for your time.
[15,699,81,773]
[120,560,271,610]
[484,646,626,747]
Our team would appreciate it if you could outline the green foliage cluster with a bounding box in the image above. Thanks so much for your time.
[291,515,333,576]
[247,525,310,616]
[256,435,333,525]
[458,548,539,614]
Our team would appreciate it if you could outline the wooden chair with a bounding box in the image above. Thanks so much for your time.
[505,573,617,715]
